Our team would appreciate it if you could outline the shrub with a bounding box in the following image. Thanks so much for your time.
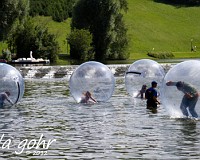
[147,51,174,59]
[67,29,94,61]
[7,18,59,63]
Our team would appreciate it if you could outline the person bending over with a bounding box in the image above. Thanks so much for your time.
[166,81,199,118]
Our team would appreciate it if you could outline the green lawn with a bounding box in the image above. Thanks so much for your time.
[125,0,200,56]
[32,16,71,54]
[1,0,200,63]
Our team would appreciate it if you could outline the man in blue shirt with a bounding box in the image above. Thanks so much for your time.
[145,81,160,109]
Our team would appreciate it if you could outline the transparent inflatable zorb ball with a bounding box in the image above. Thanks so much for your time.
[69,61,115,103]
[125,59,165,97]
[0,63,25,106]
[161,60,200,118]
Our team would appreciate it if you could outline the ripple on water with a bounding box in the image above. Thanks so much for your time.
[0,78,200,159]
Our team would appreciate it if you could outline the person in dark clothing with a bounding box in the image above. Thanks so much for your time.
[145,81,160,109]
[166,81,199,118]
[136,84,147,99]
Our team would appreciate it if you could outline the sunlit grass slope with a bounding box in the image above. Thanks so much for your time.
[126,0,200,58]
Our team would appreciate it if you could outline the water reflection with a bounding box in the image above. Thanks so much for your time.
[178,120,199,148]
[0,78,199,159]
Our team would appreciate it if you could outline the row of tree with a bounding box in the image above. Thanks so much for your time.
[7,18,59,62]
[29,0,130,61]
[0,0,62,62]
[1,0,200,63]
[30,0,77,22]
[0,0,29,40]
[68,0,129,61]
[0,0,130,62]
[156,0,200,5]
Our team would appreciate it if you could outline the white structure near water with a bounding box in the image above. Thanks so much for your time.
[12,51,50,64]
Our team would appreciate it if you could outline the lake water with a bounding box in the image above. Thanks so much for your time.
[0,76,200,159]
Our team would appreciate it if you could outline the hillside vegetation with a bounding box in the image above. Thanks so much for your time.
[1,0,200,60]
[126,0,200,59]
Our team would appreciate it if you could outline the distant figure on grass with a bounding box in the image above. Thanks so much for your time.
[166,81,199,118]
[145,81,160,110]
[136,84,147,99]
[80,91,97,104]
[0,91,14,107]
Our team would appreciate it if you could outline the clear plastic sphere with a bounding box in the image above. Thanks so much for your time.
[125,59,165,97]
[69,61,115,103]
[161,60,200,118]
[0,63,25,106]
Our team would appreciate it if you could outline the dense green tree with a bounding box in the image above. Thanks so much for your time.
[1,49,12,61]
[51,2,66,22]
[67,29,94,61]
[109,14,129,60]
[30,0,77,22]
[0,0,29,40]
[7,18,59,63]
[155,0,200,5]
[71,0,129,61]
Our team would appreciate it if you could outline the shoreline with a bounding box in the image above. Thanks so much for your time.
[16,63,175,79]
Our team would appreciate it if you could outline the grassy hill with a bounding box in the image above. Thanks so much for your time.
[1,0,200,61]
[32,16,71,54]
[126,0,200,59]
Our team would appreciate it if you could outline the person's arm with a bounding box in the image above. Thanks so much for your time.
[184,92,194,98]
[5,95,14,105]
[89,96,97,103]
[166,81,177,86]
[152,90,160,104]
[184,90,199,98]
[153,96,160,104]
[183,83,199,98]
[135,92,140,97]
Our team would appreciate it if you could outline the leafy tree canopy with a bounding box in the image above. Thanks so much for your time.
[30,0,78,22]
[7,17,59,63]
[67,29,94,61]
[0,0,29,40]
[71,0,129,61]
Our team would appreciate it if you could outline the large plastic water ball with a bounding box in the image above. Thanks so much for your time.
[69,61,115,103]
[0,63,25,106]
[125,59,165,97]
[161,60,200,118]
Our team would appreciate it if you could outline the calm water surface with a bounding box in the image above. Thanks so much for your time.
[0,77,200,160]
